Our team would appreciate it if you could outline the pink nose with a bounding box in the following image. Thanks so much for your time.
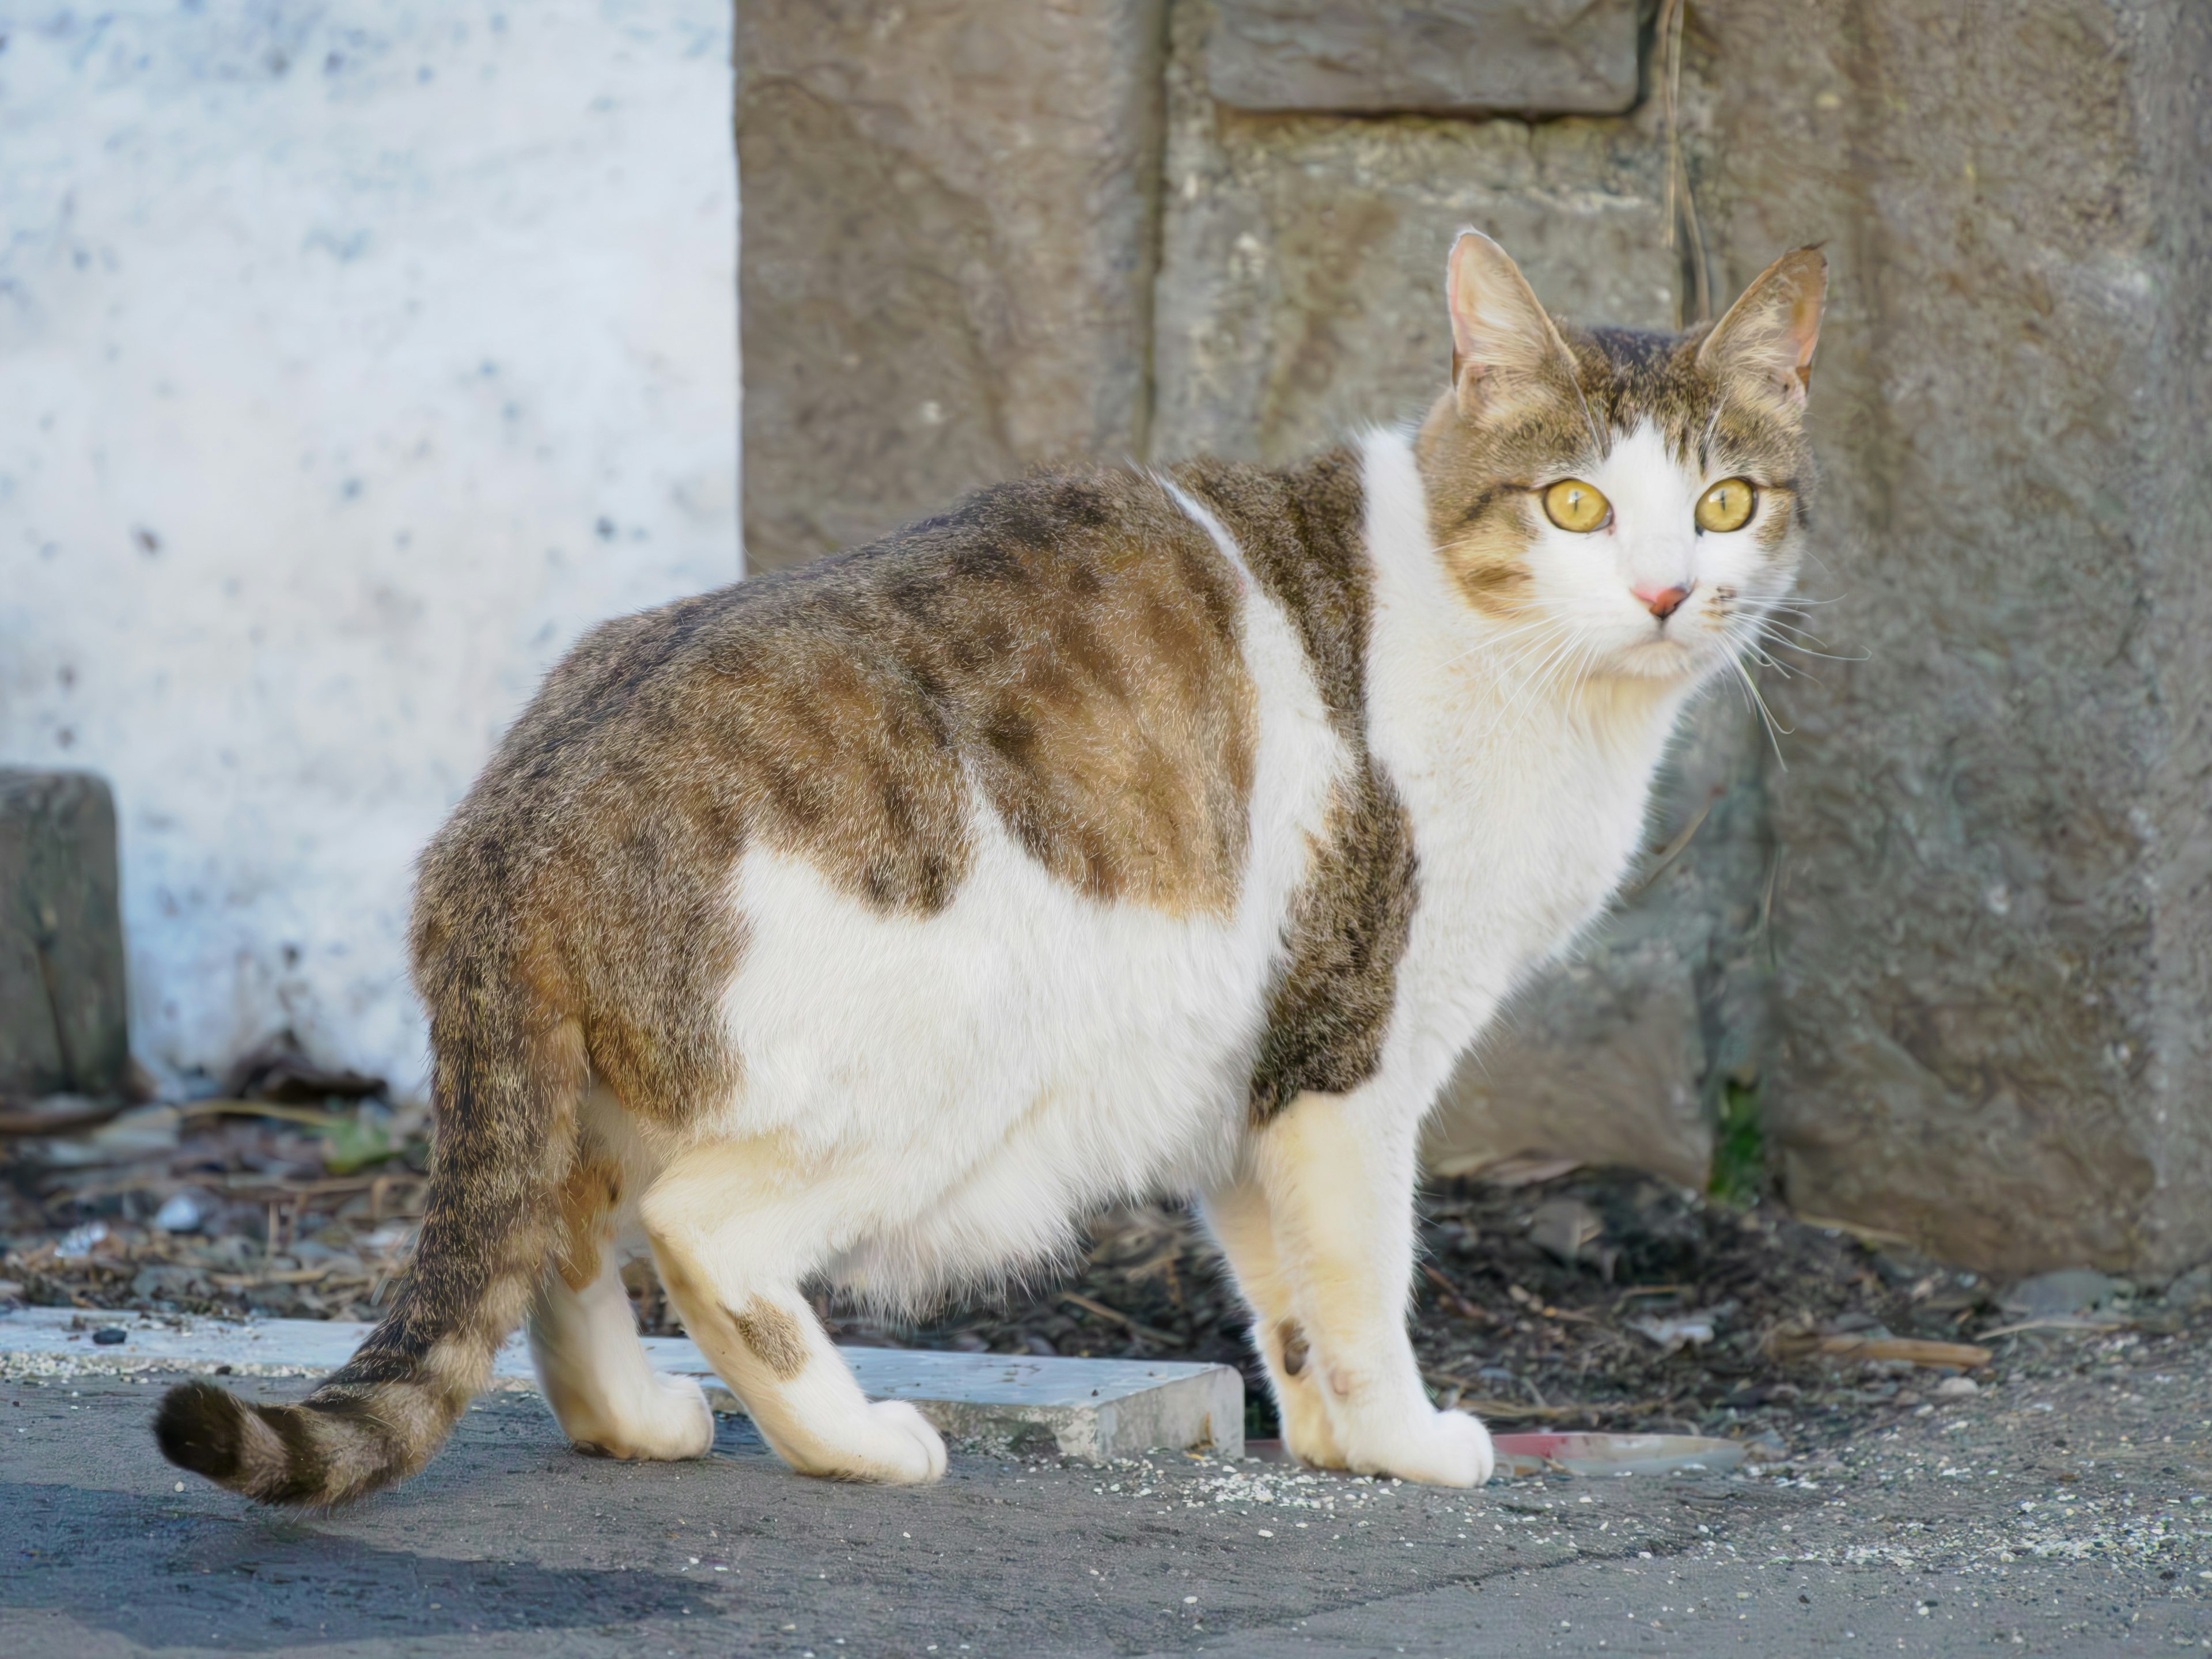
[1637,582,1692,620]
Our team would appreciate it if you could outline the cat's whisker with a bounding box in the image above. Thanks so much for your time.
[1734,656,1795,766]
[1750,612,1867,661]
[1755,630,1867,665]
[1436,613,1562,675]
[1475,624,1589,741]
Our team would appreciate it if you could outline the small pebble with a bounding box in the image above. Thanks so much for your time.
[91,1328,127,1346]
[1934,1375,1979,1398]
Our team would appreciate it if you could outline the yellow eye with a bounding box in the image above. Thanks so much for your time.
[1541,479,1611,533]
[1695,478,1757,533]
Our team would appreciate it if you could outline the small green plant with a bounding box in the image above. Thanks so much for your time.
[1707,1078,1766,1206]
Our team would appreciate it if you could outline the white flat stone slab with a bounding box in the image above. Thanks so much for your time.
[0,1305,1242,1463]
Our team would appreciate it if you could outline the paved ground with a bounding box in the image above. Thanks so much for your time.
[6,1339,2207,1657]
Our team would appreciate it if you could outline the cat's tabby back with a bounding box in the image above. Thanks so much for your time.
[157,232,1824,1503]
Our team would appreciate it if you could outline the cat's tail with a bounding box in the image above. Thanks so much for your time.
[155,945,586,1508]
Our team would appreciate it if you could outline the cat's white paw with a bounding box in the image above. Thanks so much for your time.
[1278,1387,1349,1469]
[566,1373,716,1462]
[783,1398,948,1484]
[853,1399,948,1485]
[647,1373,719,1460]
[1350,1407,1495,1487]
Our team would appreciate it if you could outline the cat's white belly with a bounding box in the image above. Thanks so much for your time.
[685,546,1343,1311]
[706,818,1262,1304]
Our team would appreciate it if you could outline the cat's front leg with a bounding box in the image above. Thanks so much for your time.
[640,1142,947,1485]
[1199,1178,1347,1468]
[1250,1089,1495,1487]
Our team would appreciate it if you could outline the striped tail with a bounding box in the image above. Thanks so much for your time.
[154,963,585,1508]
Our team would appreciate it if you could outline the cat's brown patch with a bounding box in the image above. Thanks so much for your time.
[1276,1318,1310,1378]
[1173,453,1421,1123]
[1246,774,1418,1119]
[411,469,1254,1132]
[730,1298,811,1380]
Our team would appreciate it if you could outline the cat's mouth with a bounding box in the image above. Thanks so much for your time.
[1607,624,1729,682]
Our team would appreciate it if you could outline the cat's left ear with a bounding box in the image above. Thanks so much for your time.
[1698,247,1827,411]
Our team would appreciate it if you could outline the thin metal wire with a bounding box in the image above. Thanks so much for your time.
[1659,0,1714,327]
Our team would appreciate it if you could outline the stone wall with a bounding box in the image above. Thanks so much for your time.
[1680,0,2212,1275]
[736,0,2212,1275]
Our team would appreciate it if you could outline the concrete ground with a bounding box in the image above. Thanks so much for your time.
[5,1342,2207,1658]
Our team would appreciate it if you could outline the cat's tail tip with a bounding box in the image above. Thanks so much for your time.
[154,1374,426,1508]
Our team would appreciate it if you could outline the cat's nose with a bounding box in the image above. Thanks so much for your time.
[1636,582,1693,620]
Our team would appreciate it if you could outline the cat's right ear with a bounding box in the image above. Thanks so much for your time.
[1446,230,1574,421]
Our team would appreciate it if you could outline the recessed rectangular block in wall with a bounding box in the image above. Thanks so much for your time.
[0,770,129,1102]
[1207,0,1641,115]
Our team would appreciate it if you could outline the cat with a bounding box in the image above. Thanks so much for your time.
[155,230,1823,1505]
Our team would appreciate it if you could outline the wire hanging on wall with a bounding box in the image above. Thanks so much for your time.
[1658,0,1715,327]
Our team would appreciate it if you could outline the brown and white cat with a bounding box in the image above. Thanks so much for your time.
[156,232,1824,1505]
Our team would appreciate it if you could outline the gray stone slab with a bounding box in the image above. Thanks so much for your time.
[0,1304,1243,1463]
[1206,0,1641,115]
[0,769,129,1101]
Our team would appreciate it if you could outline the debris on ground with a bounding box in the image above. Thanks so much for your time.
[5,1099,2207,1456]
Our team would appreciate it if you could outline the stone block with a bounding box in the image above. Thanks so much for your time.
[1682,0,2212,1274]
[0,770,128,1101]
[0,1308,1245,1463]
[1207,0,1640,115]
[1153,0,1677,467]
[737,0,1168,574]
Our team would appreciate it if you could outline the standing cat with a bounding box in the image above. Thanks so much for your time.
[156,232,1823,1504]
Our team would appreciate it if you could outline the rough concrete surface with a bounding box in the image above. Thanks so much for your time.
[6,1328,2207,1656]
[737,0,1168,574]
[0,1308,1245,1464]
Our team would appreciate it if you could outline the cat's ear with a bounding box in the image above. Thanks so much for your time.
[1698,247,1827,411]
[1446,230,1576,421]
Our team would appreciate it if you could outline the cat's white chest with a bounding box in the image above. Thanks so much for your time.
[1356,426,1681,1097]
[1390,714,1663,1067]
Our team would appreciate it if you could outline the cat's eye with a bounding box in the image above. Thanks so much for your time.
[1542,479,1611,533]
[1695,478,1757,533]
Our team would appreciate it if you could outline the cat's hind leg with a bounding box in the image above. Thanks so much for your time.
[1199,1177,1347,1469]
[639,1141,946,1484]
[528,1252,717,1461]
[1250,1089,1494,1488]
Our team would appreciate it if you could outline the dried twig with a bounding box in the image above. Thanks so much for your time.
[0,1099,132,1137]
[1767,1328,1991,1369]
[1422,1263,1495,1323]
[1060,1291,1183,1347]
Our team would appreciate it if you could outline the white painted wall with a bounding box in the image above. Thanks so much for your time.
[0,2,740,1097]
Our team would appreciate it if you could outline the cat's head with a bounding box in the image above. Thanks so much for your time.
[1414,232,1825,688]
